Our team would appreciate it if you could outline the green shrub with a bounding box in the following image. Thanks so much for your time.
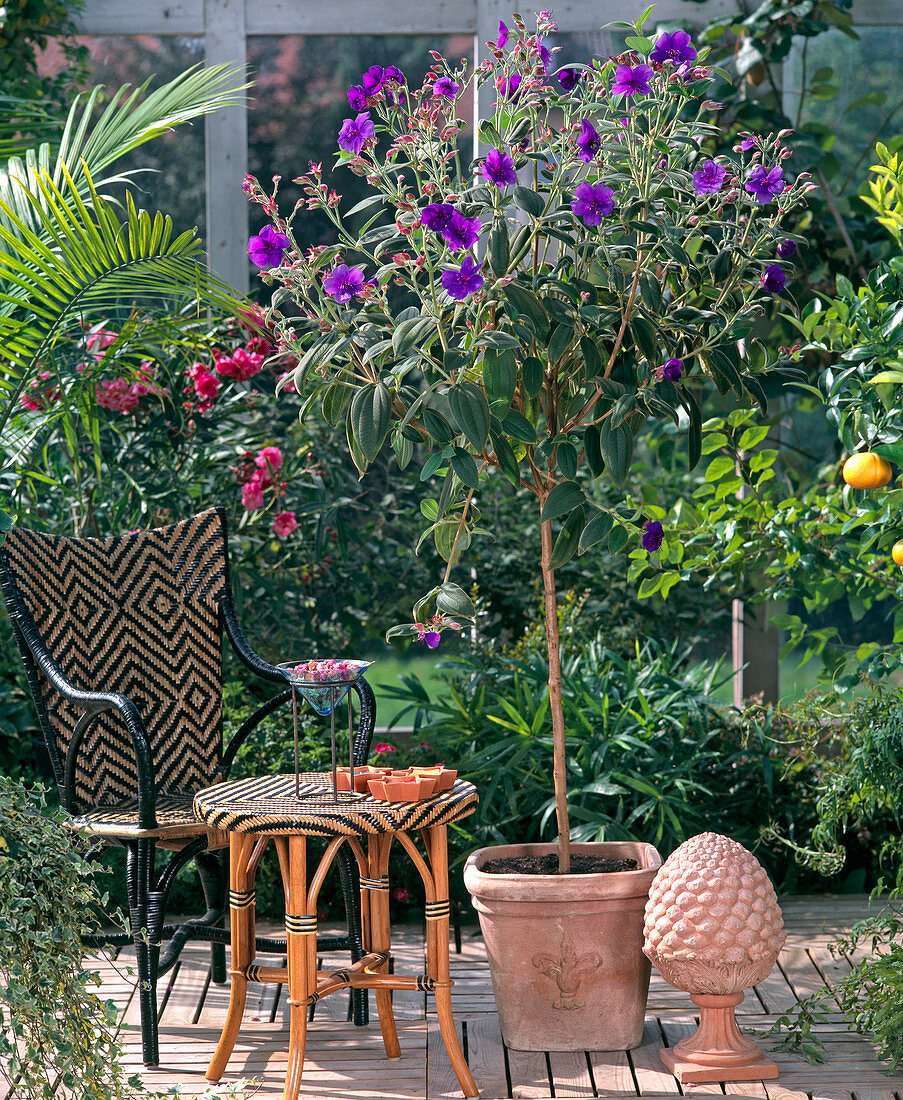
[0,776,134,1099]
[384,605,822,902]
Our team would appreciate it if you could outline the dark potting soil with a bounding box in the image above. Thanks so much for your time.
[481,853,638,875]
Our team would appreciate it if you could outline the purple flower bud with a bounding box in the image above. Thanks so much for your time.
[662,358,682,381]
[762,265,787,294]
[777,238,797,258]
[557,67,581,91]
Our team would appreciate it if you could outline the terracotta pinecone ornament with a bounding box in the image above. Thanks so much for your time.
[643,832,785,1083]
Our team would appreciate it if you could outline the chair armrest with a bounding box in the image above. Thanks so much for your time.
[220,594,285,683]
[12,605,158,828]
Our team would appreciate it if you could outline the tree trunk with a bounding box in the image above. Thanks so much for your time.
[540,518,570,874]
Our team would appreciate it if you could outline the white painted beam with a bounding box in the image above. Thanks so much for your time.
[203,0,249,292]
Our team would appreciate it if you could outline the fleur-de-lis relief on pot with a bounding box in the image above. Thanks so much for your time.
[532,940,603,1009]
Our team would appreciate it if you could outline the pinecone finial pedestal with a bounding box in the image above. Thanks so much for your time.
[643,833,785,1084]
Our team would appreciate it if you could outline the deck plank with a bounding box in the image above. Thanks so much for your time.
[87,897,903,1100]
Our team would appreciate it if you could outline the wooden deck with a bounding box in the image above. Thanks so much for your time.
[91,895,903,1100]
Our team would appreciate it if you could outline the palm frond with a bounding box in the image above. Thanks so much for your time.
[0,162,244,433]
[0,64,249,252]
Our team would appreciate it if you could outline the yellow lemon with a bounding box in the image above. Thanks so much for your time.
[842,452,893,490]
[893,540,903,567]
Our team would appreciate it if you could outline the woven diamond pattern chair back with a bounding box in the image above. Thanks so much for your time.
[3,510,227,809]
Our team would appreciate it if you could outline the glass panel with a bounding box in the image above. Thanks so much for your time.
[785,26,903,189]
[70,36,207,239]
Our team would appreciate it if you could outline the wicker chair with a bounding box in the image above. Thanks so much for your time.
[0,507,375,1066]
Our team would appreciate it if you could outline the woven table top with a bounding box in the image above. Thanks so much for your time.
[193,772,479,837]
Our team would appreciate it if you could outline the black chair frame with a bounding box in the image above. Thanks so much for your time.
[0,507,375,1067]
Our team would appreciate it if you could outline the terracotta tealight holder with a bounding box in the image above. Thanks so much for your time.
[643,832,785,1084]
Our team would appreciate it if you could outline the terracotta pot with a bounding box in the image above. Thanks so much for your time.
[464,840,662,1052]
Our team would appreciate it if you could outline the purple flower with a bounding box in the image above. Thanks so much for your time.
[323,263,367,303]
[576,118,601,163]
[433,76,459,100]
[557,67,581,91]
[383,65,406,86]
[482,148,517,187]
[502,73,522,101]
[497,19,509,48]
[777,238,798,258]
[662,358,682,381]
[650,30,697,65]
[248,225,290,269]
[442,255,484,300]
[762,265,786,294]
[744,164,786,204]
[419,630,441,648]
[444,211,482,251]
[347,84,367,110]
[362,66,386,96]
[337,112,374,156]
[693,160,727,195]
[740,135,758,152]
[420,203,457,235]
[571,181,615,226]
[642,520,664,552]
[612,64,653,97]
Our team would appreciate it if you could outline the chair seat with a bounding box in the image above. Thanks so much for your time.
[70,793,228,842]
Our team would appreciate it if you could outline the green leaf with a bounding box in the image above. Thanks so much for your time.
[578,510,613,553]
[420,451,448,481]
[434,518,470,563]
[624,35,653,54]
[451,446,481,489]
[322,382,353,426]
[556,441,578,480]
[638,573,664,598]
[505,282,549,334]
[705,455,735,481]
[448,382,490,452]
[520,356,544,397]
[392,430,413,469]
[482,348,517,408]
[490,429,521,485]
[584,424,604,477]
[541,480,585,522]
[549,506,585,570]
[501,408,537,443]
[513,186,545,218]
[420,498,440,521]
[349,382,390,462]
[435,581,475,618]
[475,329,520,349]
[548,323,574,364]
[422,407,456,445]
[873,443,903,466]
[488,221,509,276]
[599,421,632,485]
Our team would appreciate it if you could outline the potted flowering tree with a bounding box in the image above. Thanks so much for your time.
[245,9,810,1051]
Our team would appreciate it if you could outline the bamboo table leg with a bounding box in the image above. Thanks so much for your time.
[368,833,401,1059]
[424,825,479,1098]
[276,835,314,1100]
[206,832,257,1082]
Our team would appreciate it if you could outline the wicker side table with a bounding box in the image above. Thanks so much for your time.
[193,773,481,1100]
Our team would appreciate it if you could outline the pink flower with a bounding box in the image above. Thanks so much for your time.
[85,327,117,357]
[96,377,142,412]
[256,446,283,472]
[20,371,61,410]
[392,887,412,903]
[241,475,265,511]
[215,347,266,381]
[187,362,220,412]
[375,742,396,754]
[271,511,298,538]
